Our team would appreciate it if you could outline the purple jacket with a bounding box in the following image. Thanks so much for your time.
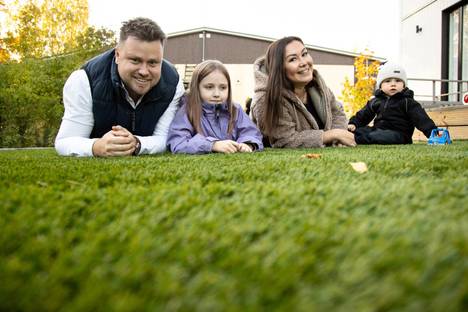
[167,102,264,154]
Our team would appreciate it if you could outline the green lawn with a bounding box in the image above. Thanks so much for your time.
[1,143,467,311]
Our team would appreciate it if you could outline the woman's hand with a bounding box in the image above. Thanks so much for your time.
[238,143,253,153]
[323,129,356,147]
[212,140,240,153]
[347,124,356,132]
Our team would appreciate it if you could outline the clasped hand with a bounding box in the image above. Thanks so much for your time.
[212,140,253,154]
[92,125,139,157]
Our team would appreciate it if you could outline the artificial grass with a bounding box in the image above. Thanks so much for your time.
[0,143,467,311]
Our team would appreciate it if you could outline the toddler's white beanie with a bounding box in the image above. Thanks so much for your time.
[376,63,407,89]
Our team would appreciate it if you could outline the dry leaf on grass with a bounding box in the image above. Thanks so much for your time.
[349,162,368,173]
[301,153,321,159]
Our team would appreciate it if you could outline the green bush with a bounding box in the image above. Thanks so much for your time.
[0,49,106,147]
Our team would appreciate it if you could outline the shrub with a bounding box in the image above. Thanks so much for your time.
[340,51,380,117]
[0,49,107,147]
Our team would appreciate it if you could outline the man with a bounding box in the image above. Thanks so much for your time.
[55,17,184,156]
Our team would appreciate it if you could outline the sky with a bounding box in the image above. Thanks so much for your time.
[89,0,401,61]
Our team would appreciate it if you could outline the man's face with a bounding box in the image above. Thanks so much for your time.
[115,36,163,101]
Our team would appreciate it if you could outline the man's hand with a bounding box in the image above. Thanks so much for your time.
[92,125,138,157]
[212,140,240,154]
[348,124,356,132]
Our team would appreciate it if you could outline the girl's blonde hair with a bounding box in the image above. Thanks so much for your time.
[187,60,237,135]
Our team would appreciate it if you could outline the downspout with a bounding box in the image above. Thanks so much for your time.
[202,30,206,62]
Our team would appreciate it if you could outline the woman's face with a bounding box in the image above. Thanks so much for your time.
[283,40,313,88]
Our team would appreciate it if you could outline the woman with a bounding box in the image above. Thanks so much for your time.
[251,36,356,148]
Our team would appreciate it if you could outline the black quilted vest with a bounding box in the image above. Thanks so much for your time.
[82,49,179,138]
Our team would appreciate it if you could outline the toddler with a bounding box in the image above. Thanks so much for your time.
[348,63,436,144]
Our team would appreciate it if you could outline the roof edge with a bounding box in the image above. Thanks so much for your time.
[167,26,386,61]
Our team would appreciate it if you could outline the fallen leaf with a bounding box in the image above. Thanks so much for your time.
[37,181,48,187]
[301,153,321,159]
[66,180,84,186]
[350,162,368,173]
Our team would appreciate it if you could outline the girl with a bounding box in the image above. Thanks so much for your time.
[167,60,263,154]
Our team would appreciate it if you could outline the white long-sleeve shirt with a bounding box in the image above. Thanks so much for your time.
[54,69,185,157]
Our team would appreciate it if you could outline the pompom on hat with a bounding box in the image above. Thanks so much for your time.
[376,62,407,89]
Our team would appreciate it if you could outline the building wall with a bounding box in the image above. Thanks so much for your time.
[314,65,355,102]
[167,31,358,108]
[400,0,461,99]
[204,34,269,64]
[225,64,255,106]
[165,32,356,66]
[174,63,354,109]
[164,33,203,64]
[164,33,268,64]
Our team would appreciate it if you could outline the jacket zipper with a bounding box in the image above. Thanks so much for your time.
[380,98,390,117]
[215,105,224,139]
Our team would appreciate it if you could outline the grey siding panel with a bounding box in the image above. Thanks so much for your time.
[165,32,355,65]
[205,34,271,63]
[164,34,203,64]
[308,49,355,65]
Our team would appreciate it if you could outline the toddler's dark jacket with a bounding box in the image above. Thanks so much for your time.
[349,88,436,142]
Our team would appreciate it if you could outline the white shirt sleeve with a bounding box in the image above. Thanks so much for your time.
[54,70,97,157]
[55,69,185,156]
[136,76,185,155]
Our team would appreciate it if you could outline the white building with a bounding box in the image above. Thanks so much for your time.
[400,0,467,104]
[165,27,384,107]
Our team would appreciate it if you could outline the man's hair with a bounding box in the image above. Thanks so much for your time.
[119,17,166,44]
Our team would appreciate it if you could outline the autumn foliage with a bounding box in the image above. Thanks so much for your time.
[340,51,381,117]
[0,0,116,147]
[1,0,90,60]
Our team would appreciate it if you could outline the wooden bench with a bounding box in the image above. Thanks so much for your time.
[413,105,468,141]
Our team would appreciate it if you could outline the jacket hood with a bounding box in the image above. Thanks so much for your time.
[252,55,338,131]
[253,56,269,94]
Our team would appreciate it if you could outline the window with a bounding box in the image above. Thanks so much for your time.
[443,1,468,102]
[463,5,468,81]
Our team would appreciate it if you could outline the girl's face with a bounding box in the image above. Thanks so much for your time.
[283,40,313,88]
[380,78,405,96]
[199,70,229,104]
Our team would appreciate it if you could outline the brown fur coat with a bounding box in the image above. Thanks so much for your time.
[251,56,348,148]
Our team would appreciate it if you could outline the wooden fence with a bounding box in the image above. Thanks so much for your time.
[413,105,468,141]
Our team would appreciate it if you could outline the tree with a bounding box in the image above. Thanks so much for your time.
[75,26,116,52]
[0,39,11,63]
[0,1,12,62]
[2,0,89,59]
[340,51,381,117]
[0,0,116,146]
[0,50,99,147]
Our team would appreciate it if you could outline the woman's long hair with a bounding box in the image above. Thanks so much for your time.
[187,60,237,135]
[263,36,304,136]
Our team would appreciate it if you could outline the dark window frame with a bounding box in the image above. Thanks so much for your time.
[441,0,468,101]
